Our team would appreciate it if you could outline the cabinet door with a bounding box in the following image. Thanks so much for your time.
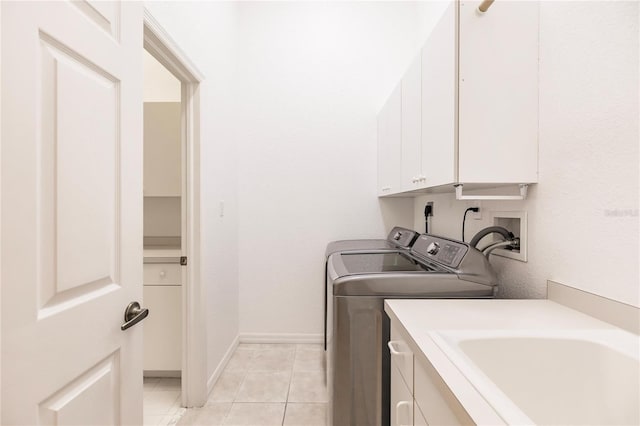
[390,321,414,391]
[458,0,539,183]
[421,1,457,188]
[391,363,414,426]
[143,285,182,371]
[414,403,429,426]
[143,102,182,196]
[415,357,467,426]
[401,53,424,191]
[378,82,403,195]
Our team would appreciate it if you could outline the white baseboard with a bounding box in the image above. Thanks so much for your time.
[144,370,181,378]
[206,335,240,396]
[239,333,323,344]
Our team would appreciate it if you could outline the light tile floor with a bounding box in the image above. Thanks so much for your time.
[177,343,327,426]
[144,377,186,426]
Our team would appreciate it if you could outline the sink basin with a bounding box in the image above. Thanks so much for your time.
[430,329,640,425]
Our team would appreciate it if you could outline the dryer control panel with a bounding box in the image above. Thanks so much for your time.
[411,234,468,269]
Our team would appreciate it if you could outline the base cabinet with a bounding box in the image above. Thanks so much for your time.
[390,321,415,426]
[389,316,470,426]
[414,355,464,426]
[414,404,429,426]
[143,281,182,373]
[391,364,414,426]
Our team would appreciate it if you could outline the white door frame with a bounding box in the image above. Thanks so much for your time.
[143,9,207,407]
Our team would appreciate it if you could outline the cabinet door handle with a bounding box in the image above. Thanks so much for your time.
[388,340,409,356]
[396,400,412,426]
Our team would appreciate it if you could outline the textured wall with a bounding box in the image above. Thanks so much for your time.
[143,50,181,102]
[144,1,241,380]
[235,2,449,337]
[413,1,639,307]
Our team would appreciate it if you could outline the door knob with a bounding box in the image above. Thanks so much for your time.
[121,301,149,331]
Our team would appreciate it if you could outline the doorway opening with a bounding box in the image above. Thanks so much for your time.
[142,9,206,422]
[142,46,184,423]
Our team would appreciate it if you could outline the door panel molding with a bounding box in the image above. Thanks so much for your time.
[37,30,123,317]
[38,351,121,425]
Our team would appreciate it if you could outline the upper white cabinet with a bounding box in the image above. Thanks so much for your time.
[421,3,457,189]
[377,0,539,197]
[401,54,425,191]
[458,0,539,184]
[378,82,403,196]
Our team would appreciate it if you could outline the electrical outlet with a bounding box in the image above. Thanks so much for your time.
[468,201,482,219]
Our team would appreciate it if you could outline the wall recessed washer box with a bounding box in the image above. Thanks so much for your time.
[490,211,527,262]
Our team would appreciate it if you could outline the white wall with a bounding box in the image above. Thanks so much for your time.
[142,0,639,354]
[413,1,639,307]
[143,50,181,102]
[235,2,449,337]
[143,53,181,237]
[143,1,240,379]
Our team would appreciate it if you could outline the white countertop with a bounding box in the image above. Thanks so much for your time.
[384,299,622,425]
[385,299,619,332]
[143,248,181,258]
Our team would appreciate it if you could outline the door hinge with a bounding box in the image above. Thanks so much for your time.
[180,256,188,266]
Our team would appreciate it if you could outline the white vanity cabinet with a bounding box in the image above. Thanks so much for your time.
[414,405,429,426]
[389,315,471,426]
[377,82,403,196]
[377,0,539,196]
[389,322,415,426]
[143,260,182,374]
[414,353,466,426]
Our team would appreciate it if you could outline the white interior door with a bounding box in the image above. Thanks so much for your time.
[1,1,144,424]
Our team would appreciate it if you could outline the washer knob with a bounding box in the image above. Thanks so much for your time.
[426,242,440,255]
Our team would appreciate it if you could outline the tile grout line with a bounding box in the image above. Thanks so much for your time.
[281,345,299,425]
[225,346,254,425]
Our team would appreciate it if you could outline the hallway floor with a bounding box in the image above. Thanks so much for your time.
[144,377,185,425]
[170,343,326,426]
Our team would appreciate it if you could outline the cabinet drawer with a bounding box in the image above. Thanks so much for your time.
[389,320,414,392]
[143,263,181,285]
[415,356,469,426]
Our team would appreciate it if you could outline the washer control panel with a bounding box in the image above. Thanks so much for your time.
[426,242,440,255]
[386,227,419,249]
[412,234,468,269]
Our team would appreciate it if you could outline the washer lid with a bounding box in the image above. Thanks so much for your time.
[337,252,444,275]
[324,239,394,258]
